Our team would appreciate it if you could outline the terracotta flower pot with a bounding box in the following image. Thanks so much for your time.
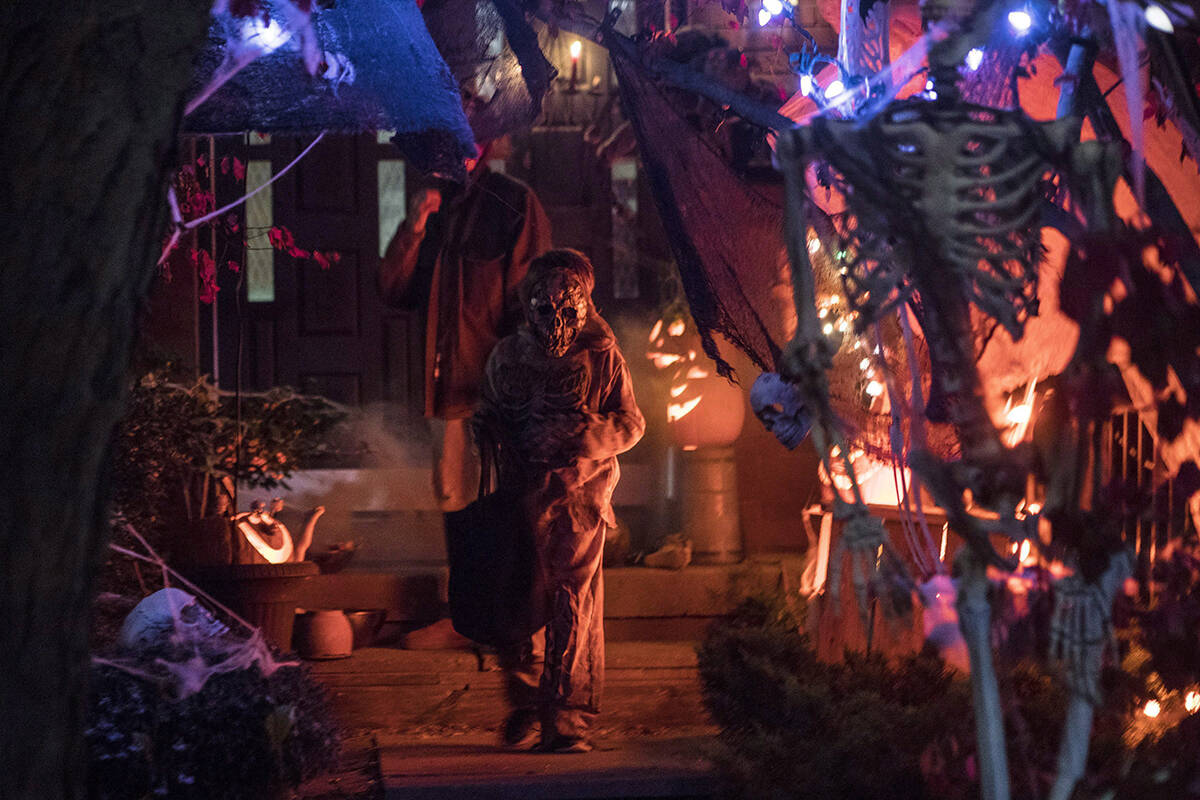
[294,610,354,659]
[345,609,387,649]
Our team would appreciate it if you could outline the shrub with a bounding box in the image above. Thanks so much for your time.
[697,591,1070,800]
[86,654,340,800]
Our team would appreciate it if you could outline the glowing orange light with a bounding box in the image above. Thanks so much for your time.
[1144,700,1161,718]
[649,319,663,341]
[1002,378,1037,446]
[1018,539,1032,564]
[685,366,710,380]
[1005,405,1032,425]
[650,353,683,369]
[668,397,703,422]
[235,512,293,564]
[1186,691,1200,713]
[668,319,686,337]
[669,383,688,398]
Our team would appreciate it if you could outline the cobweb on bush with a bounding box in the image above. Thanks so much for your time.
[94,520,298,700]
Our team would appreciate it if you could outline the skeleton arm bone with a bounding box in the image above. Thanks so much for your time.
[1047,550,1133,800]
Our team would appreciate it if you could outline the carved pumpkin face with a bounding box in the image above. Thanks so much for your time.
[646,316,698,370]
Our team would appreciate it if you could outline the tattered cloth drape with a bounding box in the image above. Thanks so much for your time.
[610,51,788,379]
[610,49,952,463]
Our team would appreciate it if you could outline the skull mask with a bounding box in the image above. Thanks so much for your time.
[750,372,812,450]
[526,270,589,357]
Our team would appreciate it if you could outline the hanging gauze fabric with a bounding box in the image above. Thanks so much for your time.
[609,48,789,380]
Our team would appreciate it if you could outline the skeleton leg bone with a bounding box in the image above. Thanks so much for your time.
[957,548,1011,800]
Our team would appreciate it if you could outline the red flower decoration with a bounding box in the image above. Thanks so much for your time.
[195,249,219,304]
[232,157,246,181]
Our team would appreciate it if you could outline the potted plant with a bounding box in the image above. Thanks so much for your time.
[108,369,348,647]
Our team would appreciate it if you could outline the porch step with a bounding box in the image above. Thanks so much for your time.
[309,642,709,735]
[294,556,808,640]
[378,732,714,799]
[305,642,715,799]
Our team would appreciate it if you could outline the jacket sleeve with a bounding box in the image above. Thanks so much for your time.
[576,349,645,460]
[502,187,552,327]
[377,221,426,308]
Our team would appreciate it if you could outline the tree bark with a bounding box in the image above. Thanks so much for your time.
[0,4,210,798]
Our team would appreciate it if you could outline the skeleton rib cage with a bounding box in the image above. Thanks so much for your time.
[810,98,1064,343]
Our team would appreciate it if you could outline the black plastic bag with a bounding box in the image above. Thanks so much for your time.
[444,489,548,646]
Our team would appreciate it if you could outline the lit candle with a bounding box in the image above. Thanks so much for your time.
[569,40,582,91]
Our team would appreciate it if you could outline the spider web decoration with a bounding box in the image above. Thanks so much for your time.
[96,521,299,700]
[185,0,477,176]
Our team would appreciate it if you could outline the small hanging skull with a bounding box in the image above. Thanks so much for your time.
[118,587,228,651]
[750,372,813,449]
[526,270,589,357]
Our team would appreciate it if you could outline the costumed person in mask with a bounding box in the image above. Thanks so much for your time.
[378,137,551,649]
[474,249,645,752]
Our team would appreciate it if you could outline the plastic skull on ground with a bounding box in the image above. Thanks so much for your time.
[118,587,228,650]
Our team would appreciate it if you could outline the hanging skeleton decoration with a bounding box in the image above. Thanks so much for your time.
[773,0,1139,798]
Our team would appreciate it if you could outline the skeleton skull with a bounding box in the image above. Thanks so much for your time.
[118,587,228,650]
[750,372,812,449]
[526,270,589,357]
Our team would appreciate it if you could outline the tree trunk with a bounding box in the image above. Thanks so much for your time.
[0,4,209,798]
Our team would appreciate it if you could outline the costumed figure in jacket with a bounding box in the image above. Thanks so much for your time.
[474,249,645,752]
[378,139,551,648]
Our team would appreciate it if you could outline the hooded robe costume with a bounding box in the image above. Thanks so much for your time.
[474,259,644,744]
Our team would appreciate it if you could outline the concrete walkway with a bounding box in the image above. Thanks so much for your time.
[304,641,717,800]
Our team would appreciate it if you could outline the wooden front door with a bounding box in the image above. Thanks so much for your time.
[218,133,423,414]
